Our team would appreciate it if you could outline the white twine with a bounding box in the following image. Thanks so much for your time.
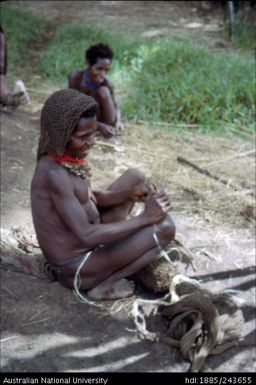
[72,225,175,312]
[73,250,108,310]
[130,225,179,339]
[153,225,176,268]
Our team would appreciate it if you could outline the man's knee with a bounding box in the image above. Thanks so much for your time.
[123,168,146,186]
[154,216,176,248]
[96,86,111,101]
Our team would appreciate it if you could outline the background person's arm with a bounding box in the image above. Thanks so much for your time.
[68,70,82,90]
[103,78,124,134]
[0,30,6,74]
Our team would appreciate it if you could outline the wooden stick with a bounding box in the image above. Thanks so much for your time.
[95,140,117,149]
[177,156,254,197]
[229,127,254,138]
[205,149,255,166]
[137,120,199,128]
[22,317,50,327]
[177,156,235,186]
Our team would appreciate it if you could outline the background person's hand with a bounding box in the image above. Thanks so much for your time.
[115,119,125,135]
[98,123,117,138]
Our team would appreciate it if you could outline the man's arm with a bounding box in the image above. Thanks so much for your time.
[103,78,115,101]
[102,78,124,134]
[68,70,82,90]
[67,72,116,138]
[94,183,155,208]
[47,169,169,249]
[0,31,6,74]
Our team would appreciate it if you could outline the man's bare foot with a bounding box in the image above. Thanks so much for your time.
[87,278,135,300]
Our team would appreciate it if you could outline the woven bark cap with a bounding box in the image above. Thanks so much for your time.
[37,89,97,159]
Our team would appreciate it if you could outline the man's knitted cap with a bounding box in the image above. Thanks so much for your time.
[37,89,97,159]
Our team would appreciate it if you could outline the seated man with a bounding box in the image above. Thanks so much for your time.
[31,89,175,300]
[68,42,123,139]
[0,25,29,108]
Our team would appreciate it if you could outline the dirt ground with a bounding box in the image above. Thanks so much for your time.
[1,1,255,374]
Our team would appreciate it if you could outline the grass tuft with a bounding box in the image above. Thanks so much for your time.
[1,6,51,69]
[122,38,255,131]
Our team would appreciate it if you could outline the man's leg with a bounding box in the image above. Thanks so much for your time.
[94,86,117,125]
[0,75,11,105]
[79,216,175,299]
[99,168,146,223]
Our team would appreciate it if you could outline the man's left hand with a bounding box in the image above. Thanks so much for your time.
[130,182,158,202]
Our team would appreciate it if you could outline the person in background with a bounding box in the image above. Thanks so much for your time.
[68,43,123,139]
[0,24,29,109]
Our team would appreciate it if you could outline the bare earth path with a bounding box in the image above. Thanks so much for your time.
[1,1,255,374]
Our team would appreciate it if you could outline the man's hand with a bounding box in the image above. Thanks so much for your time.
[114,109,125,135]
[130,182,158,202]
[143,192,171,225]
[115,119,125,135]
[98,123,117,138]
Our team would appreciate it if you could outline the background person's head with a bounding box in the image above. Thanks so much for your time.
[85,43,114,85]
[38,89,97,159]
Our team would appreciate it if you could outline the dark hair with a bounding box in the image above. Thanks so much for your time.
[80,105,98,119]
[85,43,114,65]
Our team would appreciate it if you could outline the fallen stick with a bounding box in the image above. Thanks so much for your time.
[22,317,51,327]
[178,156,254,198]
[229,127,254,138]
[137,120,199,128]
[206,149,255,166]
[95,140,117,148]
[177,156,252,194]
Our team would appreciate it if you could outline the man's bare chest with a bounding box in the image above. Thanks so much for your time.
[72,175,99,224]
[73,175,90,204]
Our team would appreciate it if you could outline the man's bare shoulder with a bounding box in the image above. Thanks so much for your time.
[35,159,74,193]
[69,69,83,78]
[68,69,83,88]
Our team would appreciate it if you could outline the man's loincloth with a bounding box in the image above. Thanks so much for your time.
[44,251,94,288]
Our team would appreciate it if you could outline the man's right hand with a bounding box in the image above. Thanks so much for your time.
[115,120,125,135]
[98,123,117,138]
[143,192,172,225]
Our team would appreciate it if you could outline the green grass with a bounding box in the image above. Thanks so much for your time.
[0,6,51,70]
[1,6,254,133]
[38,24,255,132]
[37,24,142,86]
[224,6,256,50]
[122,38,255,131]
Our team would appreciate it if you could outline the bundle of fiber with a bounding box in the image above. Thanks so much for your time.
[132,258,177,293]
[161,275,244,372]
[130,275,244,372]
